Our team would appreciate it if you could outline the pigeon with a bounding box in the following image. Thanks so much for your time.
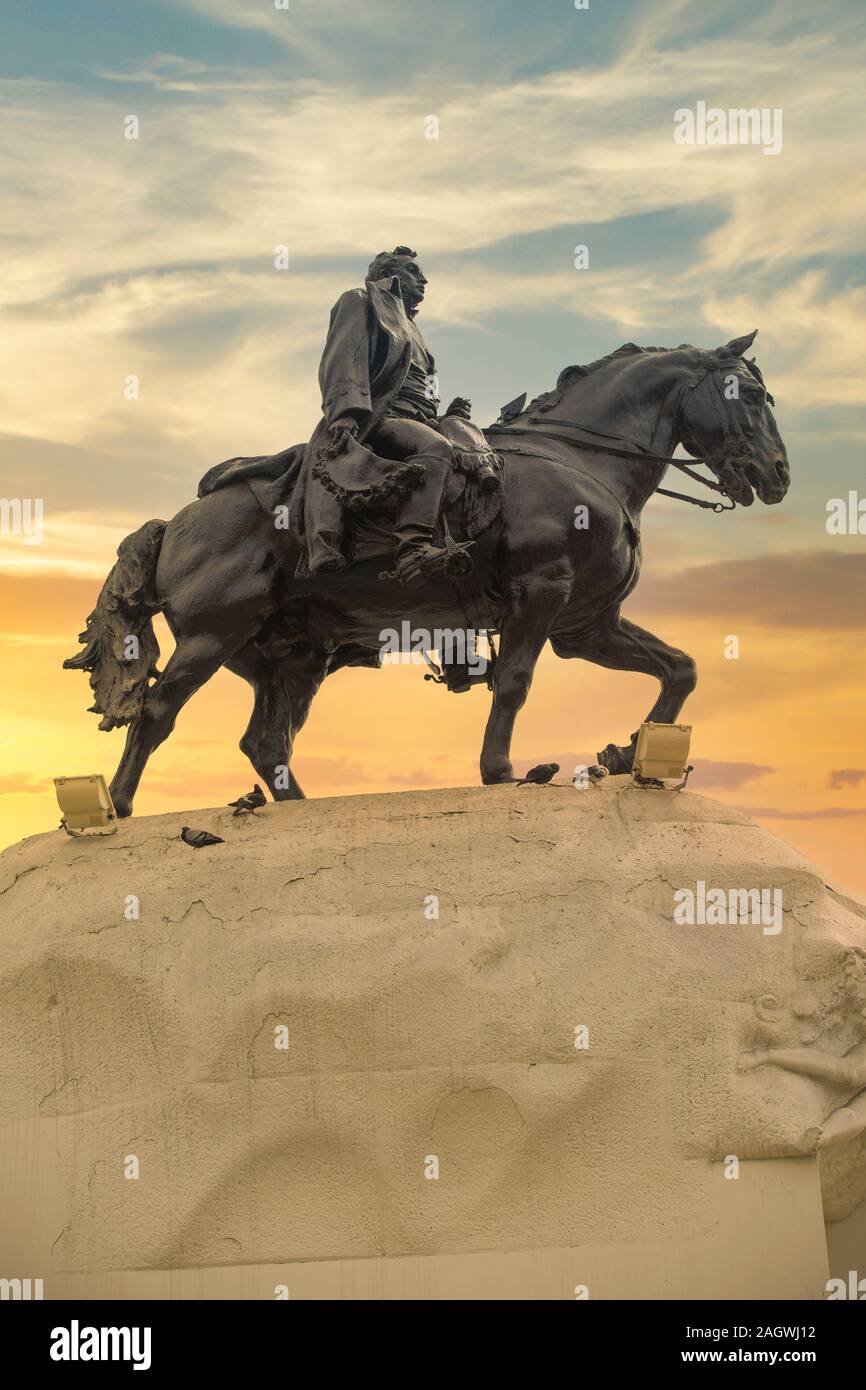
[573,764,609,787]
[180,826,225,848]
[228,783,267,816]
[517,762,560,786]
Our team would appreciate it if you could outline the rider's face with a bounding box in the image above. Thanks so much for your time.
[392,257,427,310]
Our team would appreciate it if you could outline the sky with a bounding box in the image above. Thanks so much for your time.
[1,0,865,894]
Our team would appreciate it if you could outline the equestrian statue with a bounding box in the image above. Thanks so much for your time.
[65,246,791,816]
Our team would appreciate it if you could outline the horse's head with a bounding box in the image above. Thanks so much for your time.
[678,332,789,506]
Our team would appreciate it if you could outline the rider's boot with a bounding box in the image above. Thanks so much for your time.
[392,451,473,588]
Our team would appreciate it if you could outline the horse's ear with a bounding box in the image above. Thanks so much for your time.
[717,329,758,359]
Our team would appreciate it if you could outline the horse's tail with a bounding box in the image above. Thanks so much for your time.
[63,518,167,731]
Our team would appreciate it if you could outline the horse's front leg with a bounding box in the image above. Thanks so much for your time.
[554,614,697,773]
[480,582,565,785]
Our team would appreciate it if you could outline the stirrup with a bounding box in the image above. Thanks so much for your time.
[422,635,497,695]
[378,538,474,585]
[443,539,475,577]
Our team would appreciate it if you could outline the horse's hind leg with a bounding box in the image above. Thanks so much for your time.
[552,614,697,773]
[235,656,298,800]
[230,644,329,801]
[110,632,236,817]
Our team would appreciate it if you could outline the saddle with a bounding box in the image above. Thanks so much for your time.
[338,415,503,566]
[197,417,504,572]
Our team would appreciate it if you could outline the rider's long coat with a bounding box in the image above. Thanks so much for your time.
[196,276,419,503]
[293,276,438,573]
[195,277,499,577]
[317,274,419,432]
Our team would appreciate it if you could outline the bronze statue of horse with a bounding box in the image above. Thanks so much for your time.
[65,332,789,817]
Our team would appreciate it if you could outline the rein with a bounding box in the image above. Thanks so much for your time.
[492,416,735,513]
[489,355,769,514]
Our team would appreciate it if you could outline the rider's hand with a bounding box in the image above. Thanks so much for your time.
[330,416,360,444]
[445,397,472,421]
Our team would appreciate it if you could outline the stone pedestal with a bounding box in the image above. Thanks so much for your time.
[1,783,863,1298]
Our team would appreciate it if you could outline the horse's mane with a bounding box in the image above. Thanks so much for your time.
[524,341,771,418]
[527,342,697,415]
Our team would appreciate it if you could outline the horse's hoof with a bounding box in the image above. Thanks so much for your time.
[480,763,514,785]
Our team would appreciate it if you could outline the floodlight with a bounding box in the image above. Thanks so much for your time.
[633,722,693,789]
[54,774,118,836]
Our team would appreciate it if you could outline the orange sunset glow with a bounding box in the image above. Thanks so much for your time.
[1,0,864,898]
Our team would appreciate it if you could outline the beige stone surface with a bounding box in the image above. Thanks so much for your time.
[0,779,863,1298]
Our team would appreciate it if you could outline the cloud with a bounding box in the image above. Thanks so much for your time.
[0,574,101,634]
[828,769,866,790]
[1,3,864,465]
[169,0,356,62]
[513,753,597,777]
[0,507,141,579]
[703,273,866,408]
[292,756,374,788]
[631,551,866,630]
[0,0,864,598]
[0,773,46,795]
[96,54,214,90]
[380,768,445,788]
[145,753,405,796]
[689,760,774,789]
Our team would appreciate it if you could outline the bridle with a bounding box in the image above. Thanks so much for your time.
[491,361,772,514]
